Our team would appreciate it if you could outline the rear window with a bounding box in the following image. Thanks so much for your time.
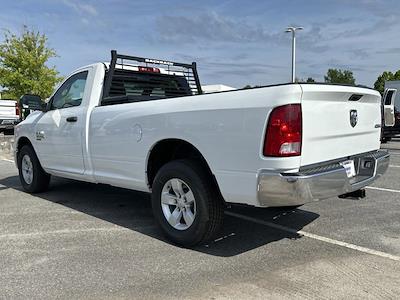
[108,69,192,100]
[384,90,395,105]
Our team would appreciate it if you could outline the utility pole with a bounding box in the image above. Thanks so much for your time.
[285,26,303,83]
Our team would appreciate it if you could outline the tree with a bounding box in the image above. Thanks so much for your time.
[0,26,62,100]
[373,70,400,95]
[324,69,356,85]
[306,77,315,83]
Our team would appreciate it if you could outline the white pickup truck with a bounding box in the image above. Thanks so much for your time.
[14,51,389,246]
[0,99,19,135]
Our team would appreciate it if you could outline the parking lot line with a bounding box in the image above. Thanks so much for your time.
[225,211,400,262]
[389,164,400,168]
[1,158,14,163]
[366,186,400,193]
[0,227,129,240]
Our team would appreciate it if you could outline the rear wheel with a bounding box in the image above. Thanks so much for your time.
[151,159,224,246]
[17,145,50,193]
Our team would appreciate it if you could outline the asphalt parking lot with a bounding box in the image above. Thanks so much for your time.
[0,137,400,299]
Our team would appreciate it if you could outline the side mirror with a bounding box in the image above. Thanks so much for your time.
[19,94,46,111]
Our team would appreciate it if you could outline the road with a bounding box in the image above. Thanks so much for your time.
[0,140,399,299]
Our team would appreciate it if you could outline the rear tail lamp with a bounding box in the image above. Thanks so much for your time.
[263,104,302,157]
[15,102,20,117]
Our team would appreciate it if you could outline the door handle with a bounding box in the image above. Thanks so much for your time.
[66,116,78,122]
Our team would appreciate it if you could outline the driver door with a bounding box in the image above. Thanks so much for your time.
[34,71,89,174]
[383,89,396,127]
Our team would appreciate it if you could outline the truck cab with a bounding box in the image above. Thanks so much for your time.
[382,81,400,142]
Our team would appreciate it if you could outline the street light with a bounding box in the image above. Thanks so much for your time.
[285,26,303,83]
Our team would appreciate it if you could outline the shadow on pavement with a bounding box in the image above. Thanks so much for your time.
[0,175,319,257]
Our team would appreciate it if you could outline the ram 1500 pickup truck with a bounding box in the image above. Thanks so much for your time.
[14,51,390,246]
[0,99,19,135]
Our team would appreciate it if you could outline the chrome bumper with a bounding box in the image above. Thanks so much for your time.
[0,119,18,129]
[257,150,390,207]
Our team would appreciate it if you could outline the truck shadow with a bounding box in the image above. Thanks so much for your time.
[0,175,319,257]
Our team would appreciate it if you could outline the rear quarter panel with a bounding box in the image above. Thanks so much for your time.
[89,84,303,205]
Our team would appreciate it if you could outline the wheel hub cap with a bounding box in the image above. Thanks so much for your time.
[161,178,196,231]
[21,154,33,185]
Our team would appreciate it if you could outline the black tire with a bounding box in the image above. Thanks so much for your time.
[17,145,50,193]
[151,159,224,247]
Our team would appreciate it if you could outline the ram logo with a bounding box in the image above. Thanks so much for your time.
[350,110,358,127]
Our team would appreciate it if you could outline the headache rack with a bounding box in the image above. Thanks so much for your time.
[102,50,202,105]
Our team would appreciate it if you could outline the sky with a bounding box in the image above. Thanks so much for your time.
[1,0,400,88]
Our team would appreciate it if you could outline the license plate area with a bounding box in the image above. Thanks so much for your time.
[340,160,356,178]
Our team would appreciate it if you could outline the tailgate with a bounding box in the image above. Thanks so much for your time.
[0,101,17,119]
[300,84,382,166]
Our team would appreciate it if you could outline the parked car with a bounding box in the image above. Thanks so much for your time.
[14,51,389,246]
[0,99,20,135]
[381,80,400,142]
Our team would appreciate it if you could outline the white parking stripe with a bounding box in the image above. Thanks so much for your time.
[0,227,129,240]
[1,159,14,163]
[366,186,400,193]
[225,211,400,262]
[389,165,400,168]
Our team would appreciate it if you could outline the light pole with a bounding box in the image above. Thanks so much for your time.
[285,26,303,83]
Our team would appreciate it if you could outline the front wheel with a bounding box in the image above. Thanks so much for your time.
[17,145,50,193]
[151,159,224,246]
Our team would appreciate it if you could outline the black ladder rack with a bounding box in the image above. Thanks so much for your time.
[102,50,202,101]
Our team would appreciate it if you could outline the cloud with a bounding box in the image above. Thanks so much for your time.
[155,12,273,43]
[63,0,98,16]
[347,49,371,59]
[154,12,331,55]
[375,48,400,55]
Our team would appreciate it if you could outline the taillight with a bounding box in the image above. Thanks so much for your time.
[264,104,302,157]
[138,66,160,73]
[15,102,20,117]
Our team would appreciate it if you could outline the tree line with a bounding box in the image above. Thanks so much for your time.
[0,27,398,100]
[299,69,400,95]
[0,26,62,100]
[244,68,400,95]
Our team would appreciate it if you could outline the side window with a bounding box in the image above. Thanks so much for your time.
[384,90,395,105]
[51,71,88,110]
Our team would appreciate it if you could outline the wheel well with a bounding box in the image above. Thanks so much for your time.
[147,139,222,196]
[16,137,33,154]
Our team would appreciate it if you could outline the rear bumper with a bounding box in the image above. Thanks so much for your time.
[0,118,19,130]
[257,150,390,207]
